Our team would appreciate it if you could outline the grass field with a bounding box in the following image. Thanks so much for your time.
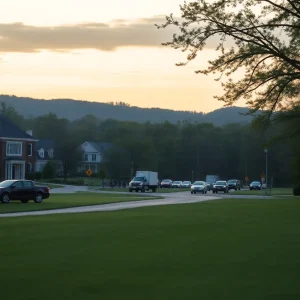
[0,193,161,214]
[1,198,300,299]
[230,187,293,196]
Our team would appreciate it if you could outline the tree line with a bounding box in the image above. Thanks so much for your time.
[1,102,297,187]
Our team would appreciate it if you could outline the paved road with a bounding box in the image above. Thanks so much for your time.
[0,186,274,218]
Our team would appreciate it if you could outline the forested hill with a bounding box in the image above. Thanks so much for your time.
[0,95,252,125]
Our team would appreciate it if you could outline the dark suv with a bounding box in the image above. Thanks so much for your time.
[213,181,228,193]
[227,179,241,191]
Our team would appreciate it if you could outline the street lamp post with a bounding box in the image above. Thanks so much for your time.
[192,170,194,183]
[264,148,268,195]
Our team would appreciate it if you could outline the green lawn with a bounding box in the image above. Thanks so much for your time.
[1,198,300,299]
[230,187,293,196]
[0,193,161,213]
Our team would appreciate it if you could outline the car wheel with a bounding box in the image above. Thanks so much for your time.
[1,193,10,204]
[141,188,145,193]
[34,193,43,203]
[205,191,207,194]
[21,199,29,203]
[191,191,194,194]
[152,188,156,192]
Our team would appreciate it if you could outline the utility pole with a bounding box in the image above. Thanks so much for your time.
[264,148,268,196]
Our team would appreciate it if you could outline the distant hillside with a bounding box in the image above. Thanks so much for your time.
[0,95,253,126]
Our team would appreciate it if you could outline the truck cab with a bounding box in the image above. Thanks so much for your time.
[129,171,158,192]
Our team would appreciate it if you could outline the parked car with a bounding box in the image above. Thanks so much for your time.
[250,181,262,190]
[213,181,228,193]
[171,181,182,188]
[160,179,172,188]
[181,181,192,188]
[191,181,208,194]
[227,179,241,191]
[0,180,50,204]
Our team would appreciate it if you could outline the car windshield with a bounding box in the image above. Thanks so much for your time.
[228,180,237,184]
[193,181,205,185]
[215,181,226,185]
[252,181,261,185]
[162,180,171,183]
[132,176,145,181]
[0,180,15,188]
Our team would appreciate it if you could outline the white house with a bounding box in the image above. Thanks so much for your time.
[35,139,56,172]
[77,141,112,174]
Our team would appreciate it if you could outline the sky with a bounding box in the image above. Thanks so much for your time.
[0,0,246,113]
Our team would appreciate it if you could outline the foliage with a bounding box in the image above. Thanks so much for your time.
[26,172,42,180]
[0,101,25,128]
[45,178,85,185]
[293,185,300,196]
[0,99,296,185]
[158,1,300,115]
[97,169,107,179]
[42,161,57,179]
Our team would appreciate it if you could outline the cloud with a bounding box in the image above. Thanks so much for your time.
[0,17,176,53]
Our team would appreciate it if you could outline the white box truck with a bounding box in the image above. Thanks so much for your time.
[205,174,220,191]
[129,171,158,192]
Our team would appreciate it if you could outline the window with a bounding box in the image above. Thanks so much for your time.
[48,149,54,158]
[12,181,23,188]
[23,181,33,188]
[38,148,44,158]
[27,143,32,156]
[92,154,96,161]
[6,142,22,156]
[85,154,88,161]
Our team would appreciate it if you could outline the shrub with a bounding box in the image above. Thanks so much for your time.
[26,172,42,180]
[42,161,56,179]
[293,185,300,196]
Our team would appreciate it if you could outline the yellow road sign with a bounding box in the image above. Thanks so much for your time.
[245,176,249,181]
[86,168,93,177]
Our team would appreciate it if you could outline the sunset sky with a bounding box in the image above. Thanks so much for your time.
[0,0,246,113]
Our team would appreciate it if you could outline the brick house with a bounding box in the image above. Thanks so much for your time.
[0,115,38,180]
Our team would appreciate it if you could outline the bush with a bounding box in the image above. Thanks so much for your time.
[26,172,42,180]
[293,185,300,196]
[45,178,84,186]
[42,161,56,179]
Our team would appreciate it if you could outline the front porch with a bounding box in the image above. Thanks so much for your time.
[5,159,26,180]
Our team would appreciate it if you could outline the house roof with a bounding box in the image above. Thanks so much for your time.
[0,114,37,141]
[36,139,55,150]
[87,141,113,153]
[36,139,55,161]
